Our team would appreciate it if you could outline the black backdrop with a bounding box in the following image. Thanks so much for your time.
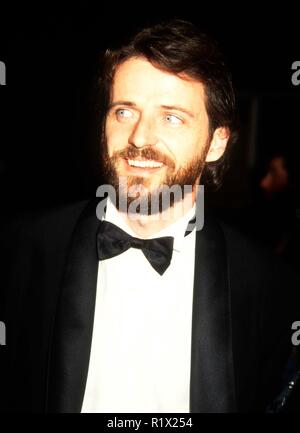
[0,5,299,221]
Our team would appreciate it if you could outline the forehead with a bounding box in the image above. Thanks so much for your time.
[111,57,207,114]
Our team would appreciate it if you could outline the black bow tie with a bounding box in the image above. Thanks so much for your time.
[97,220,174,275]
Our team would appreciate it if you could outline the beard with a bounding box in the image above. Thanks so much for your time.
[100,138,209,215]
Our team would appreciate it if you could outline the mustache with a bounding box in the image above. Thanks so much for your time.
[113,147,176,169]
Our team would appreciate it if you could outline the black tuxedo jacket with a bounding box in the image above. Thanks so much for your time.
[0,198,299,413]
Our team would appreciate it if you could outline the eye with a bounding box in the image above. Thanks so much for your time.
[116,108,133,119]
[165,114,182,124]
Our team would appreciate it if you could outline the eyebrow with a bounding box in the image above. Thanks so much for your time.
[160,105,195,119]
[108,101,195,118]
[108,101,136,110]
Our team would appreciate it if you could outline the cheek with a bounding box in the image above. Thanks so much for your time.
[105,121,128,155]
[166,128,207,164]
[160,128,193,157]
[188,125,210,157]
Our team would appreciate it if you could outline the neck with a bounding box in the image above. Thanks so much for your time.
[119,187,197,238]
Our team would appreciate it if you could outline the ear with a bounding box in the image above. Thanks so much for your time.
[205,127,230,162]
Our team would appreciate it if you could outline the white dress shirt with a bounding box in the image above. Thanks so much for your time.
[81,197,196,413]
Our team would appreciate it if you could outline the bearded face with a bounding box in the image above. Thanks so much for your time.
[101,136,209,214]
[101,57,216,215]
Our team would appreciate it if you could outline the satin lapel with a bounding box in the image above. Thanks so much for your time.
[190,217,236,413]
[46,198,100,413]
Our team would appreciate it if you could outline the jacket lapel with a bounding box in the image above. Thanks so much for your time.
[46,198,100,413]
[190,217,236,412]
[47,198,235,413]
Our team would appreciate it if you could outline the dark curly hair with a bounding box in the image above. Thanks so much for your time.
[96,18,237,190]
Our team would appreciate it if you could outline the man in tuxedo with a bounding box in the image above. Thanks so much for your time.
[1,19,299,413]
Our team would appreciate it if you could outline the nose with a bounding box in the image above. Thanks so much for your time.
[128,115,158,148]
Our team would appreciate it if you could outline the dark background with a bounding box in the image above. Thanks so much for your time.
[0,4,299,262]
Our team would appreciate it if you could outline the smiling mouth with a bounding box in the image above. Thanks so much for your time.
[126,158,164,169]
